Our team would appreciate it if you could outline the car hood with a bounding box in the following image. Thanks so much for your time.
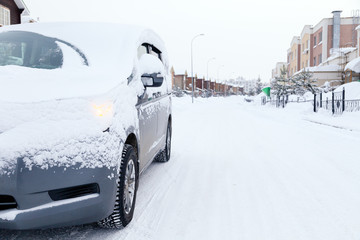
[0,79,140,175]
[0,96,118,174]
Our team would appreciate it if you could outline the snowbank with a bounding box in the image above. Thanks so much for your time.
[334,82,360,99]
[321,82,360,100]
[345,57,360,73]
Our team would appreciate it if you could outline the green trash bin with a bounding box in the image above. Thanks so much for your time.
[262,87,271,97]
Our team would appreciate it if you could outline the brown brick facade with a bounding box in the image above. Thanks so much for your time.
[313,27,323,66]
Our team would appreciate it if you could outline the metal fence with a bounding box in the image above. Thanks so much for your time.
[261,88,360,115]
[314,88,360,115]
[261,95,310,108]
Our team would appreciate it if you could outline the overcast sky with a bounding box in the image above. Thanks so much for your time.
[26,0,358,82]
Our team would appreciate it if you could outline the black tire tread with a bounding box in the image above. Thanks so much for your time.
[156,122,171,163]
[98,144,137,229]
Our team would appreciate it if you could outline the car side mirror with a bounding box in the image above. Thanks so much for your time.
[141,73,164,87]
[141,76,154,87]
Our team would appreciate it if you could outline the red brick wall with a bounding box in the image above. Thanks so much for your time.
[174,75,185,90]
[297,44,301,70]
[312,27,323,66]
[219,84,225,93]
[327,25,333,58]
[327,24,358,57]
[340,24,357,47]
[204,80,210,89]
[185,77,192,90]
[309,33,314,66]
[196,78,203,89]
[0,0,23,25]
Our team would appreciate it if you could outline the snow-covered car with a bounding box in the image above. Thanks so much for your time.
[0,23,172,229]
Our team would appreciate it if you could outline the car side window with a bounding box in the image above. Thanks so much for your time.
[149,45,162,62]
[138,43,162,62]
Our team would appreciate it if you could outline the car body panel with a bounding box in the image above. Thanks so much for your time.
[0,22,171,229]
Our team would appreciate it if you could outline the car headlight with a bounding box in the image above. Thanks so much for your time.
[92,103,113,117]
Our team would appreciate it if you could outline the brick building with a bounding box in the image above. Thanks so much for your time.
[286,11,359,78]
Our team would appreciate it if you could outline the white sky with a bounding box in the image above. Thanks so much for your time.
[25,0,359,82]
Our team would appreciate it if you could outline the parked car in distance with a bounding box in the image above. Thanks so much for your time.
[0,22,172,230]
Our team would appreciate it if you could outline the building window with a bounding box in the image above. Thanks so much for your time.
[0,5,10,26]
[319,32,322,43]
[319,54,322,64]
[314,56,317,66]
[314,36,317,46]
[307,39,310,49]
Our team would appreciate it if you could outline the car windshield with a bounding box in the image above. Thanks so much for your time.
[0,31,63,69]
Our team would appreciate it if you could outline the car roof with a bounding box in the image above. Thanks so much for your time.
[0,22,168,71]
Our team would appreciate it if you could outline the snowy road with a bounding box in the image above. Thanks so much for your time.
[2,96,360,240]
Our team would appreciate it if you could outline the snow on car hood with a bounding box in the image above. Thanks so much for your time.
[0,82,139,175]
[0,96,110,173]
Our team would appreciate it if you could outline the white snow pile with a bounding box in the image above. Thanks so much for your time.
[325,47,357,63]
[335,81,360,99]
[305,64,341,72]
[322,82,360,100]
[252,92,266,104]
[345,57,360,73]
[0,22,170,175]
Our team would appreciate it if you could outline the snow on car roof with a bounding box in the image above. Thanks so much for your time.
[0,22,169,102]
[0,22,168,69]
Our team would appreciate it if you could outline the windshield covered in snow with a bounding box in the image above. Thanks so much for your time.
[0,31,63,69]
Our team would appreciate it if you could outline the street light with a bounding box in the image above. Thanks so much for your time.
[191,33,204,103]
[206,57,216,90]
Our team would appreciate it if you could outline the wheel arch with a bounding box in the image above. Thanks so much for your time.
[125,133,139,165]
[168,114,172,126]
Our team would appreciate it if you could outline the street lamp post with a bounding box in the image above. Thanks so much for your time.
[191,33,204,103]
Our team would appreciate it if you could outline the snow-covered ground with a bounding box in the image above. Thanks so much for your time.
[1,95,360,240]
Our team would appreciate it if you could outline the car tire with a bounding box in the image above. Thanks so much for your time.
[157,122,171,162]
[98,144,138,229]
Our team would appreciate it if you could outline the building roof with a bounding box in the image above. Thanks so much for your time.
[290,36,300,47]
[14,0,30,15]
[300,25,312,39]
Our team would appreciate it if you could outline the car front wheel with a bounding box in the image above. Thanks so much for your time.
[98,144,138,229]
